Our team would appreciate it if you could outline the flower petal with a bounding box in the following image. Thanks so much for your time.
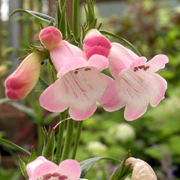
[58,159,81,180]
[145,54,169,73]
[26,156,47,179]
[69,103,97,120]
[40,78,69,112]
[86,54,109,72]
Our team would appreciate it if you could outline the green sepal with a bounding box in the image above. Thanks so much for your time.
[110,150,132,180]
[18,55,28,60]
[25,49,34,54]
[86,0,95,25]
[80,157,120,178]
[42,127,49,145]
[9,9,55,24]
[42,128,56,161]
[28,146,36,164]
[59,2,67,39]
[18,156,29,179]
[39,76,50,90]
[56,1,61,25]
[39,22,45,30]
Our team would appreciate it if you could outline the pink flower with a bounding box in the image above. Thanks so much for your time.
[125,157,157,180]
[26,156,81,180]
[100,43,168,120]
[5,52,41,100]
[83,29,111,59]
[39,28,113,120]
[39,26,62,50]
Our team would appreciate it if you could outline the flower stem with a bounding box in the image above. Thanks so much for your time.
[71,121,83,159]
[73,0,79,38]
[61,119,75,161]
[55,111,66,164]
[100,30,142,56]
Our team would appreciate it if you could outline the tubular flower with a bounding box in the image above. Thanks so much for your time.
[5,51,41,100]
[26,156,81,180]
[125,157,157,180]
[100,43,168,121]
[83,29,111,59]
[39,27,113,120]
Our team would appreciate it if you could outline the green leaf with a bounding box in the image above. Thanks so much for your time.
[28,146,36,163]
[110,151,132,180]
[8,102,36,122]
[80,157,120,178]
[42,129,55,161]
[39,77,50,90]
[0,138,31,156]
[0,97,10,104]
[9,9,55,24]
[19,156,29,179]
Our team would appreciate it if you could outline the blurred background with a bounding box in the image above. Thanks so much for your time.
[1,0,180,179]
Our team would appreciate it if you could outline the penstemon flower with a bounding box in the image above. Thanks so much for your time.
[26,156,81,180]
[125,157,157,180]
[84,29,168,120]
[5,51,42,100]
[39,27,113,120]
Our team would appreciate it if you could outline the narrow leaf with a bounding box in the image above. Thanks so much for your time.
[0,97,10,104]
[59,3,67,39]
[39,77,50,90]
[43,112,60,125]
[9,9,55,24]
[42,129,55,161]
[0,138,31,156]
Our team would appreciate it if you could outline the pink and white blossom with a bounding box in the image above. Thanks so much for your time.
[5,52,41,100]
[26,156,81,180]
[100,43,168,120]
[39,28,113,120]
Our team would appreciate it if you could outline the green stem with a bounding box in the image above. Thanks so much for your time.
[73,0,79,38]
[55,111,66,164]
[71,121,83,159]
[100,30,142,56]
[61,119,75,161]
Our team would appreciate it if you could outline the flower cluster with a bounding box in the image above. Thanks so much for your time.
[5,27,168,121]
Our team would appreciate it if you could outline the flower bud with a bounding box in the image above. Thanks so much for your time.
[5,51,41,100]
[125,157,157,180]
[83,29,111,59]
[39,26,62,50]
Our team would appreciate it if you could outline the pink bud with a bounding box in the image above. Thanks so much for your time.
[83,29,111,59]
[125,157,157,180]
[5,52,41,100]
[39,26,62,50]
